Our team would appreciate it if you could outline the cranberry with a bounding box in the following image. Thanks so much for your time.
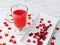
[0,36,2,39]
[33,40,36,43]
[52,36,56,40]
[40,18,44,21]
[0,29,2,32]
[33,35,37,39]
[9,39,13,42]
[11,35,15,39]
[36,26,39,29]
[5,24,9,27]
[44,31,48,35]
[27,22,31,25]
[13,40,17,44]
[29,33,33,36]
[39,24,42,27]
[42,36,46,40]
[37,40,42,45]
[55,27,59,30]
[3,22,7,24]
[42,23,45,26]
[5,33,9,37]
[50,42,55,45]
[8,27,11,30]
[35,32,39,35]
[27,39,31,43]
[0,44,2,45]
[49,24,52,26]
[48,20,51,23]
[40,21,42,23]
[3,43,6,45]
[28,14,31,16]
[28,17,31,19]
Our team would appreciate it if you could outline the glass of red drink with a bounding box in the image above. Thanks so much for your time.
[10,4,28,35]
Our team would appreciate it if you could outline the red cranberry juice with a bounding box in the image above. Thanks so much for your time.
[13,10,27,29]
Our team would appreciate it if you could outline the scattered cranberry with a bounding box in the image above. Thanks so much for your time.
[55,27,59,30]
[0,36,2,39]
[27,22,31,25]
[5,24,9,27]
[42,36,46,40]
[0,29,2,32]
[0,44,2,45]
[52,36,56,40]
[42,23,45,26]
[5,33,9,37]
[44,31,48,35]
[28,14,31,16]
[27,39,31,43]
[35,32,39,35]
[33,40,36,43]
[40,21,42,23]
[9,39,13,42]
[3,43,6,45]
[13,40,17,44]
[11,35,15,39]
[48,20,51,23]
[29,33,33,36]
[37,40,42,45]
[36,26,39,29]
[40,18,44,21]
[49,24,52,26]
[3,22,7,24]
[28,17,31,19]
[33,35,37,39]
[50,42,55,45]
[39,24,42,27]
[8,27,11,30]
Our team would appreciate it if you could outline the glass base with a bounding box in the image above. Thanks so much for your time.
[14,27,27,35]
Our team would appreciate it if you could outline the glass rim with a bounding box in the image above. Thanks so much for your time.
[10,4,28,16]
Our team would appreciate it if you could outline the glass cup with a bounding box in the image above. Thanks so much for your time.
[6,4,28,35]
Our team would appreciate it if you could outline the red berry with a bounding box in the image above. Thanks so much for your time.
[40,18,44,21]
[50,42,55,45]
[28,16,31,19]
[39,24,42,27]
[42,23,45,26]
[3,22,7,24]
[27,22,31,25]
[27,39,31,43]
[0,29,2,32]
[33,35,37,39]
[33,40,36,43]
[8,27,11,30]
[48,20,51,23]
[55,27,59,30]
[3,43,6,45]
[9,39,13,42]
[42,36,46,40]
[28,14,31,16]
[5,24,9,27]
[29,33,33,36]
[52,36,56,40]
[5,33,9,37]
[35,32,39,35]
[49,24,52,26]
[11,35,15,39]
[13,40,17,44]
[0,36,2,39]
[44,31,48,35]
[0,44,2,45]
[36,26,39,29]
[37,40,42,45]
